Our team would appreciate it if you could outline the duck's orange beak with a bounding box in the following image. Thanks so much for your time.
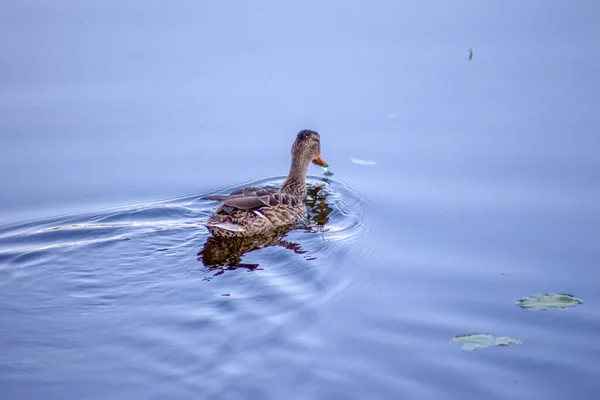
[312,155,328,167]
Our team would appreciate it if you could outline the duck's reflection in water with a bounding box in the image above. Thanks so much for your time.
[198,185,332,272]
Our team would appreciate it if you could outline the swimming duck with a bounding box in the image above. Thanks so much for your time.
[201,129,328,237]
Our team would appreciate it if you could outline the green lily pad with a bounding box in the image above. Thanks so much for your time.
[517,293,582,310]
[450,334,522,351]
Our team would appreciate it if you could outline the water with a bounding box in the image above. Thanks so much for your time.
[2,1,600,399]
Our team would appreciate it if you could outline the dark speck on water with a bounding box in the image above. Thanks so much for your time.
[1,2,599,400]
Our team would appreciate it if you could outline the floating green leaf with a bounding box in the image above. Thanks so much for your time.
[450,334,522,351]
[517,293,582,310]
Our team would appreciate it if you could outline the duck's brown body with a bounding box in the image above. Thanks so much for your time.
[204,187,306,237]
[202,130,327,238]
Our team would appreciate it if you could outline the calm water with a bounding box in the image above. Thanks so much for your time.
[2,1,600,399]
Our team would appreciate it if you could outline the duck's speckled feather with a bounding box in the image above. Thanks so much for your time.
[202,188,302,211]
[203,188,306,237]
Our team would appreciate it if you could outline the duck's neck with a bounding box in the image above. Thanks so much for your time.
[281,154,310,197]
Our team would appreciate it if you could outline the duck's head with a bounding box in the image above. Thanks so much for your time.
[292,129,328,168]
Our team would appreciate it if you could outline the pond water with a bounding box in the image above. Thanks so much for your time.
[1,2,600,399]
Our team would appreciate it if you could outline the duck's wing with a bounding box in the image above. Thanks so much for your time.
[201,186,264,202]
[207,187,302,212]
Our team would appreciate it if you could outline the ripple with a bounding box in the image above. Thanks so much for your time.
[0,175,370,398]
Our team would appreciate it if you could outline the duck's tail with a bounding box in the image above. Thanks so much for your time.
[201,195,228,201]
[205,221,246,233]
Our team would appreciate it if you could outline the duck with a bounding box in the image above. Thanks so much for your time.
[201,129,328,238]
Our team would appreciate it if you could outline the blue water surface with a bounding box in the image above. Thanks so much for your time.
[1,1,600,399]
